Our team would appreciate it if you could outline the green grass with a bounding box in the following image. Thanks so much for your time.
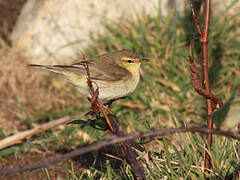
[60,135,239,180]
[85,2,240,132]
[1,1,240,179]
[66,3,240,178]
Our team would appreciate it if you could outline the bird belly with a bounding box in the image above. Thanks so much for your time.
[96,75,139,103]
[66,73,90,97]
[67,72,140,103]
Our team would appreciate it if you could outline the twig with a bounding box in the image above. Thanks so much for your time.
[0,127,238,176]
[188,5,223,110]
[201,1,213,176]
[189,1,223,177]
[82,54,146,179]
[0,116,70,149]
[82,55,114,132]
[190,4,202,37]
[188,55,223,109]
[105,114,146,180]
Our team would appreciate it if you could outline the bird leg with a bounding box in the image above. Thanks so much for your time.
[103,96,128,107]
[103,96,128,114]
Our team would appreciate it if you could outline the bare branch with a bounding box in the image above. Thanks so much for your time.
[188,0,223,176]
[190,3,202,36]
[0,117,70,150]
[82,54,146,179]
[0,127,238,176]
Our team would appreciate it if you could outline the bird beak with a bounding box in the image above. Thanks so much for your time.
[137,58,150,63]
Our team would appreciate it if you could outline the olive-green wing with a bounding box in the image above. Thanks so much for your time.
[29,60,131,82]
[71,60,131,81]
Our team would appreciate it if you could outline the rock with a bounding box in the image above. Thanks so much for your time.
[11,0,239,64]
[10,0,185,64]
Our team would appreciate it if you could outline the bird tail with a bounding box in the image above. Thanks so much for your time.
[28,64,66,74]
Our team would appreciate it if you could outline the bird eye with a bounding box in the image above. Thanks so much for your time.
[127,60,134,63]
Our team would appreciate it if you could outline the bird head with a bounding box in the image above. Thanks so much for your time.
[115,50,150,74]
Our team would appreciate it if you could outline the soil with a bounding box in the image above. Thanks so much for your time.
[0,151,83,179]
[0,145,123,179]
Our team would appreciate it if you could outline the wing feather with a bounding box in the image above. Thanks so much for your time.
[29,59,131,82]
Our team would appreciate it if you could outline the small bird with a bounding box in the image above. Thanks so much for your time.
[29,50,149,105]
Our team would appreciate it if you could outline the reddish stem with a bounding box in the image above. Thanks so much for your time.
[202,0,212,177]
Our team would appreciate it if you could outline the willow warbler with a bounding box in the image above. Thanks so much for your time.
[29,50,149,104]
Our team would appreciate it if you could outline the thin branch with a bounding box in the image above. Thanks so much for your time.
[188,55,223,109]
[201,0,213,176]
[188,3,223,111]
[0,127,238,176]
[82,55,114,132]
[0,116,70,150]
[190,3,202,36]
[82,54,146,179]
[188,1,223,176]
[189,1,224,176]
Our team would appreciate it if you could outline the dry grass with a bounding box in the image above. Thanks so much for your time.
[0,41,83,135]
